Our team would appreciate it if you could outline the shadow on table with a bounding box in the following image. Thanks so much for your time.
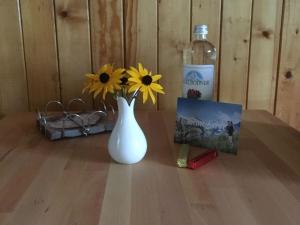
[232,121,300,196]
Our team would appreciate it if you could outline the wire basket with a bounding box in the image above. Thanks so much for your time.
[36,98,115,140]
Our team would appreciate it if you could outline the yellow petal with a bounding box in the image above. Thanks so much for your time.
[142,87,148,103]
[98,64,113,75]
[108,85,114,93]
[127,70,140,78]
[102,87,108,99]
[142,68,149,76]
[150,83,163,90]
[128,77,141,84]
[89,83,97,92]
[90,83,100,92]
[86,73,98,80]
[97,64,107,74]
[138,63,144,74]
[140,85,146,92]
[151,74,162,82]
[113,68,125,77]
[114,83,122,90]
[129,66,139,75]
[128,83,141,93]
[97,83,104,93]
[82,82,92,94]
[93,87,102,98]
[138,63,148,76]
[148,87,156,104]
[153,88,165,94]
[138,63,151,77]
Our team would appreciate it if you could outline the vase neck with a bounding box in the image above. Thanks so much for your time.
[117,97,135,116]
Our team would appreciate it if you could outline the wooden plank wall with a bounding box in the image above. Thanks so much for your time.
[0,0,299,131]
[0,0,28,113]
[21,0,61,111]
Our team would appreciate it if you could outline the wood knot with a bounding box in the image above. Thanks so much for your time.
[262,30,271,39]
[285,71,293,79]
[44,207,50,213]
[296,28,299,35]
[60,10,68,18]
[243,39,248,43]
[233,56,238,61]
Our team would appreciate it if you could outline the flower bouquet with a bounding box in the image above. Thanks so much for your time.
[83,63,165,164]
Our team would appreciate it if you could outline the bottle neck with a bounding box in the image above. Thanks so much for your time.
[194,33,207,40]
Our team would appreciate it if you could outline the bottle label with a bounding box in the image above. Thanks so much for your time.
[183,64,214,100]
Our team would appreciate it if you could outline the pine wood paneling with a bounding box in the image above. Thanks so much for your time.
[219,0,252,107]
[158,0,191,110]
[247,0,283,112]
[124,0,157,110]
[90,0,124,70]
[0,0,28,114]
[276,0,300,130]
[0,0,300,131]
[20,0,60,111]
[192,0,222,100]
[89,0,124,108]
[54,0,92,105]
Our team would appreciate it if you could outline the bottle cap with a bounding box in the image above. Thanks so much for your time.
[194,24,208,35]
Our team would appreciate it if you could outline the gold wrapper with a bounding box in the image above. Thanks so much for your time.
[177,144,190,168]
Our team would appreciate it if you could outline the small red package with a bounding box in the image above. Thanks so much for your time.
[187,150,218,169]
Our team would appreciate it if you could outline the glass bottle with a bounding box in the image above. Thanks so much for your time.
[183,25,216,100]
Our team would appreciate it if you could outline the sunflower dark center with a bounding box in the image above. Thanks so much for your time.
[142,75,152,85]
[120,77,128,85]
[99,73,109,83]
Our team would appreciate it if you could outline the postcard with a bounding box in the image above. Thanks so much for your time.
[174,98,242,154]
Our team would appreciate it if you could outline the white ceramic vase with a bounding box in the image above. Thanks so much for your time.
[108,97,147,164]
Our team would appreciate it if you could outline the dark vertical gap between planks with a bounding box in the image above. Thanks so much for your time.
[190,0,193,43]
[273,0,286,116]
[52,0,63,103]
[88,0,95,73]
[122,0,126,68]
[87,0,94,72]
[217,0,224,102]
[157,0,160,110]
[87,0,96,109]
[245,0,255,110]
[17,0,30,111]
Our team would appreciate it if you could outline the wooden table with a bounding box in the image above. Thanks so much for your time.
[0,111,299,225]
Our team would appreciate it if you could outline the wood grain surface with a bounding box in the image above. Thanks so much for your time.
[0,111,299,225]
[247,0,283,112]
[20,0,60,111]
[89,0,124,109]
[54,0,92,105]
[0,0,28,114]
[90,0,124,70]
[219,0,252,106]
[276,0,300,131]
[158,0,191,110]
[124,0,158,110]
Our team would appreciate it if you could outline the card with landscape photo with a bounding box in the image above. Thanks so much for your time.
[174,98,242,154]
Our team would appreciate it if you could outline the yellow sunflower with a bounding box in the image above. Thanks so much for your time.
[127,63,165,104]
[82,78,94,95]
[82,64,125,99]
